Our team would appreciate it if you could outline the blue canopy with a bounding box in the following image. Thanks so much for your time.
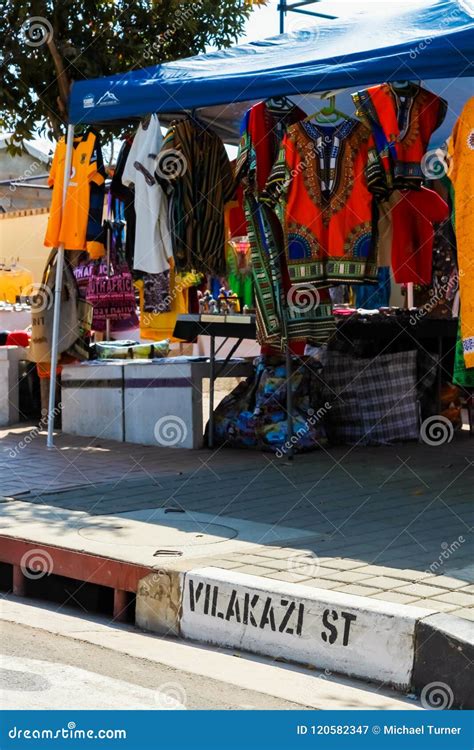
[69,0,474,136]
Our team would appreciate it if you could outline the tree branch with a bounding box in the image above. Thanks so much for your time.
[46,36,71,121]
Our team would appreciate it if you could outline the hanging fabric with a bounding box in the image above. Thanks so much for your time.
[157,117,234,277]
[122,114,172,275]
[388,187,449,285]
[263,118,378,286]
[352,82,447,195]
[44,130,106,255]
[84,221,138,332]
[448,95,474,369]
[235,100,307,347]
[111,136,136,269]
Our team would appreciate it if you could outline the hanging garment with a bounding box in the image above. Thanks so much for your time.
[143,270,171,314]
[415,183,458,317]
[448,96,474,368]
[44,130,106,254]
[158,117,234,276]
[388,187,449,284]
[453,318,474,388]
[111,137,136,269]
[263,118,377,286]
[135,262,200,342]
[235,100,308,347]
[354,267,391,309]
[227,184,248,239]
[122,114,172,275]
[352,83,447,195]
[225,237,254,309]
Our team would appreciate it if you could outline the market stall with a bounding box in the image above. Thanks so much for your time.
[40,0,474,449]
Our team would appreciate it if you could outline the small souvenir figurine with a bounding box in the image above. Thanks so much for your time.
[228,291,239,314]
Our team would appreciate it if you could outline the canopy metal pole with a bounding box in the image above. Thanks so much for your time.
[279,0,287,33]
[47,123,75,449]
[286,342,294,460]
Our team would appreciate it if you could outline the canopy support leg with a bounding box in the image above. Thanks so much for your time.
[286,343,294,460]
[47,124,75,449]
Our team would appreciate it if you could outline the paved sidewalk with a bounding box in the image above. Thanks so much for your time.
[1,425,473,621]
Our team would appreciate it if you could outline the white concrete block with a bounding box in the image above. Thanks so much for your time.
[0,346,27,426]
[61,362,124,442]
[123,362,202,449]
[180,567,434,689]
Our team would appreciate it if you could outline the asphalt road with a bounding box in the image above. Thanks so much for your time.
[0,621,307,710]
[0,600,422,711]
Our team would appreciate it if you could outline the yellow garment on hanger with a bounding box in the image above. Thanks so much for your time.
[44,132,105,254]
[448,96,474,368]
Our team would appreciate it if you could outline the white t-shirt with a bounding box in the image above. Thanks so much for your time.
[122,114,172,274]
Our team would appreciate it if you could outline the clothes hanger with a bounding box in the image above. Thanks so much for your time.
[391,80,421,92]
[265,95,294,112]
[189,108,208,129]
[304,94,352,124]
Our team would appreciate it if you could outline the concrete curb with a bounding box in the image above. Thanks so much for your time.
[413,613,474,709]
[136,566,436,691]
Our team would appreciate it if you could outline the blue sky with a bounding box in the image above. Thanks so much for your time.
[240,0,423,41]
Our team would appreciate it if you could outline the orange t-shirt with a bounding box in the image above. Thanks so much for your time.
[44,132,105,252]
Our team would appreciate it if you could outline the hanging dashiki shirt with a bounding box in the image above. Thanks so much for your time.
[352,83,447,195]
[158,117,234,277]
[235,100,313,347]
[263,119,377,290]
[448,95,474,369]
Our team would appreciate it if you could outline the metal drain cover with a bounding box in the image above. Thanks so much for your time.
[78,518,238,548]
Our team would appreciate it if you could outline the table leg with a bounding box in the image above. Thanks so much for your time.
[437,336,443,414]
[286,344,294,461]
[208,335,215,448]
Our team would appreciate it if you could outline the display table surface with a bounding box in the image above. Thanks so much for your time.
[61,357,253,449]
[335,315,458,340]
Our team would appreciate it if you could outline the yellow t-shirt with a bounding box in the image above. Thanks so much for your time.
[44,132,105,252]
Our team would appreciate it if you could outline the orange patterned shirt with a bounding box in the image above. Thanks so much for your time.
[264,118,377,286]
